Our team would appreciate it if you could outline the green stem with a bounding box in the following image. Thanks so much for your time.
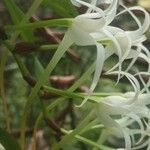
[4,0,47,149]
[40,44,59,50]
[32,97,64,150]
[93,131,109,150]
[40,98,47,117]
[1,0,44,135]
[52,110,95,150]
[0,47,11,133]
[44,85,82,99]
[79,119,99,134]
[13,54,30,76]
[32,62,96,149]
[3,0,45,148]
[20,32,73,149]
[43,85,110,103]
[6,18,73,31]
[61,129,115,150]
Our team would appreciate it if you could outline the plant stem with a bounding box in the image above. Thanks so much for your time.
[61,128,115,150]
[0,47,11,133]
[4,0,46,148]
[0,0,40,131]
[52,110,95,150]
[13,54,30,76]
[20,32,73,149]
[43,85,110,103]
[32,97,64,150]
[6,18,72,31]
[40,44,59,50]
[32,62,96,149]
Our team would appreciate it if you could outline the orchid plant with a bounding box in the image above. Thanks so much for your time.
[53,0,150,149]
[1,0,150,150]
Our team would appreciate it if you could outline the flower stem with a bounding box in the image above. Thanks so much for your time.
[52,110,95,150]
[40,44,59,50]
[0,47,11,133]
[32,62,96,149]
[6,18,73,31]
[20,32,73,149]
[61,128,115,150]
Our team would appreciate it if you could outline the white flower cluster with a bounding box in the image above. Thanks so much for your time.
[66,0,150,107]
[96,92,150,149]
[63,0,150,149]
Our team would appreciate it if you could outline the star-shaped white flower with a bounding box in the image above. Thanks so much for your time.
[57,0,150,106]
[95,92,150,150]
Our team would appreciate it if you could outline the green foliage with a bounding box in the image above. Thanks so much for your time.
[3,0,34,42]
[0,127,21,150]
[43,0,78,17]
[0,0,150,150]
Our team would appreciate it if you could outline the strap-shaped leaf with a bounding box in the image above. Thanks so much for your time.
[3,0,34,42]
[43,0,78,17]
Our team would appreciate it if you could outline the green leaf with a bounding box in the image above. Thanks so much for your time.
[0,128,21,150]
[3,0,34,42]
[34,57,44,78]
[43,0,78,17]
[3,0,24,24]
[6,18,72,31]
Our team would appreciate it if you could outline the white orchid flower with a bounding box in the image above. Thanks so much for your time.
[62,0,119,106]
[96,92,150,150]
[88,0,150,83]
[105,2,150,80]
[56,0,149,106]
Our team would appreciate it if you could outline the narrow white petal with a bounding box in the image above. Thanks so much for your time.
[132,139,149,150]
[102,29,122,82]
[86,0,97,13]
[105,0,118,24]
[106,71,140,103]
[76,43,105,107]
[72,0,105,16]
[71,0,81,7]
[126,113,144,145]
[122,128,132,150]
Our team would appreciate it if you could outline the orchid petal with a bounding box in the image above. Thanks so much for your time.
[118,4,141,28]
[105,33,132,75]
[117,6,150,34]
[86,0,97,13]
[103,29,122,82]
[71,0,81,7]
[132,140,149,150]
[104,45,115,59]
[90,43,105,91]
[135,71,150,93]
[97,110,123,137]
[135,72,150,94]
[126,113,145,145]
[98,111,131,150]
[69,13,106,46]
[123,128,132,150]
[71,0,105,16]
[104,0,118,24]
[122,48,141,76]
[106,71,140,103]
[76,43,105,107]
[121,7,150,41]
